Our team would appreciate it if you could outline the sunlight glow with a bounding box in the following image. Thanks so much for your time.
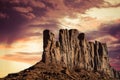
[104,0,120,5]
[0,59,31,78]
[58,16,82,29]
[58,15,103,32]
[10,37,43,53]
[85,7,120,20]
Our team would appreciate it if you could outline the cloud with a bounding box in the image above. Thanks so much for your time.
[29,0,45,8]
[110,58,120,71]
[103,0,120,8]
[13,6,33,13]
[29,22,60,30]
[17,52,41,55]
[21,13,36,20]
[107,24,120,39]
[25,32,42,37]
[94,23,120,44]
[9,0,45,8]
[13,6,36,20]
[87,22,120,40]
[64,0,104,12]
[0,13,9,19]
[0,52,42,64]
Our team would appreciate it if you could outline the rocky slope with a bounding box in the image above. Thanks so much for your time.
[2,29,120,80]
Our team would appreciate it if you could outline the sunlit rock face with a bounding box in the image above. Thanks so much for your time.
[42,29,120,78]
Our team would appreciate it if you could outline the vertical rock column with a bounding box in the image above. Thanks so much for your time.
[59,29,80,70]
[42,30,61,64]
[78,33,91,70]
[59,29,69,67]
[101,43,110,72]
[42,30,57,63]
[94,41,110,73]
[94,41,101,71]
[69,29,81,70]
[89,42,95,70]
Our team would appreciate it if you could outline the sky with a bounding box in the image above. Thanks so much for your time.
[0,0,120,77]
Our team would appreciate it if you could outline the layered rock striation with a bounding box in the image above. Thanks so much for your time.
[42,29,120,79]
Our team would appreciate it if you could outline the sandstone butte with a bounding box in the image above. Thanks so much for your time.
[2,29,120,80]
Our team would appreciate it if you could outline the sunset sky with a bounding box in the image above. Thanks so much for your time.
[0,0,120,77]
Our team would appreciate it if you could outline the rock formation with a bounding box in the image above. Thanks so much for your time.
[41,29,120,79]
[3,29,120,80]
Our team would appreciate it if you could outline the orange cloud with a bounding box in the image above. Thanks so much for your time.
[10,0,45,8]
[13,6,33,13]
[0,45,6,49]
[0,53,41,65]
[109,58,120,71]
[0,37,32,49]
[114,19,120,23]
[21,13,36,20]
[0,44,13,49]
[13,6,36,20]
[0,36,43,67]
[58,16,104,32]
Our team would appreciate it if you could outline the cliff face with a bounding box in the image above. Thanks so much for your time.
[42,29,120,78]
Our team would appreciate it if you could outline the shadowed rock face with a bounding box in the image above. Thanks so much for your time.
[42,29,120,78]
[3,29,120,80]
